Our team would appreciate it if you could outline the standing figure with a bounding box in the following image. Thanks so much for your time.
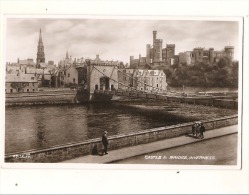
[195,123,201,138]
[102,131,109,155]
[192,122,197,136]
[199,123,206,139]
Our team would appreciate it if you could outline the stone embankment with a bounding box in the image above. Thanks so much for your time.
[5,89,77,106]
[5,115,238,163]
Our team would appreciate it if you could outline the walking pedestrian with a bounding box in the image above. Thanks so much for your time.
[199,123,206,139]
[102,131,109,155]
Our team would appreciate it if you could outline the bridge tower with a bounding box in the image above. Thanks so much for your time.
[86,59,119,101]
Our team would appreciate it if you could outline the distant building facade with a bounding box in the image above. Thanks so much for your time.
[118,68,167,93]
[133,69,167,93]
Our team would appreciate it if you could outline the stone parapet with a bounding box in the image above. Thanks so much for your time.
[5,115,238,163]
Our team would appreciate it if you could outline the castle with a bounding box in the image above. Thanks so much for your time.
[130,31,176,69]
[179,46,234,65]
[130,30,235,68]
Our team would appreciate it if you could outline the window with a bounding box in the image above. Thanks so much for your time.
[156,84,158,87]
[73,78,75,83]
[27,89,29,92]
[33,89,35,92]
[68,73,70,77]
[10,89,13,93]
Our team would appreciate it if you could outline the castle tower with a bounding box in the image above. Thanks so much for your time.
[36,29,45,66]
[209,48,214,64]
[193,47,204,63]
[152,31,163,62]
[153,31,157,46]
[153,39,163,62]
[146,44,151,59]
[224,46,234,60]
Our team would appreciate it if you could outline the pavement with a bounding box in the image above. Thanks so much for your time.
[62,125,238,163]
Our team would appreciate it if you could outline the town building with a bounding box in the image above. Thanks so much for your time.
[133,69,167,93]
[26,68,52,87]
[5,73,38,93]
[58,51,74,69]
[130,31,176,69]
[18,58,36,67]
[51,68,65,88]
[65,65,78,87]
[117,69,135,90]
[118,68,167,93]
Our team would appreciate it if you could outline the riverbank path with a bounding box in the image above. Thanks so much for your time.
[62,125,238,163]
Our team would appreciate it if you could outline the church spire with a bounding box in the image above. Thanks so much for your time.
[39,28,43,44]
[36,28,45,67]
[66,50,69,59]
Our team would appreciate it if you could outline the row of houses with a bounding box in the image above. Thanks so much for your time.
[6,53,168,94]
[5,59,87,93]
[5,66,167,94]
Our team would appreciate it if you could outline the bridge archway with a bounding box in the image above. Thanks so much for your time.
[100,76,110,91]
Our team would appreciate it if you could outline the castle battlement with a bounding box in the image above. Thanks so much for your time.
[154,39,163,43]
[167,44,175,48]
[225,46,234,49]
[194,47,204,50]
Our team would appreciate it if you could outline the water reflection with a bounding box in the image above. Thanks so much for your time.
[5,102,191,154]
[36,123,47,144]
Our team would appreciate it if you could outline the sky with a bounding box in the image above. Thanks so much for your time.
[5,18,240,65]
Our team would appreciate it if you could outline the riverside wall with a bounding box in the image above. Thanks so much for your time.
[5,90,77,105]
[5,115,238,163]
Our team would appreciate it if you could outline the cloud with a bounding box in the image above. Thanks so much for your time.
[5,18,240,64]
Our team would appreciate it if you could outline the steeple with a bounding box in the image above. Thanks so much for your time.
[36,28,45,67]
[39,28,43,44]
[66,50,69,59]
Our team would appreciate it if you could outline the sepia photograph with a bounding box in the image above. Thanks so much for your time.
[3,17,241,166]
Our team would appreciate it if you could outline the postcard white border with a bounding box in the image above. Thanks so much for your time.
[1,0,249,194]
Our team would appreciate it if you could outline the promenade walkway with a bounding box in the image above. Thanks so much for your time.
[62,125,238,163]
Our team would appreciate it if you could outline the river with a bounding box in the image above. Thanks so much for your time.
[5,101,196,154]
